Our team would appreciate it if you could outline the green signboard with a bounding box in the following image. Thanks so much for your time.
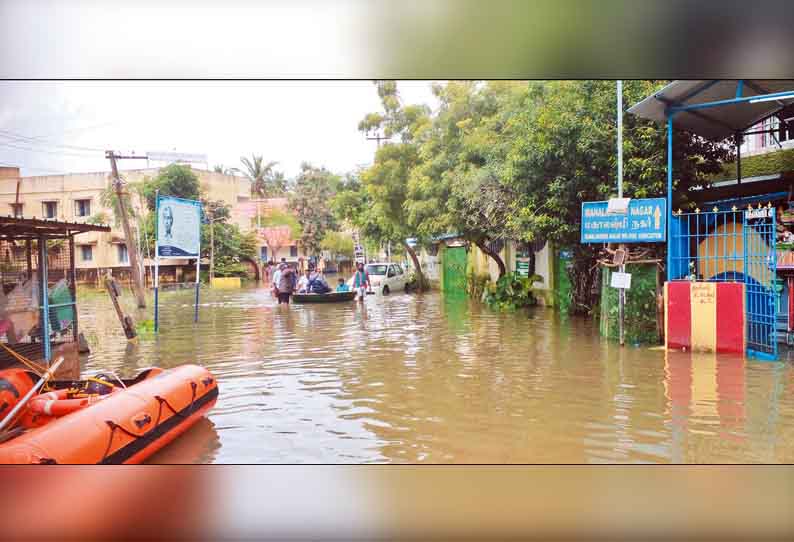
[516,258,530,277]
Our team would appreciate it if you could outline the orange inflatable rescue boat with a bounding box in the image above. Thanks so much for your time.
[0,364,218,464]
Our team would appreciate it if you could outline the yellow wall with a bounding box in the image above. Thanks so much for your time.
[696,221,767,284]
[211,277,241,289]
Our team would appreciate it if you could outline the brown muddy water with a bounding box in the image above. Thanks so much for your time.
[77,284,794,463]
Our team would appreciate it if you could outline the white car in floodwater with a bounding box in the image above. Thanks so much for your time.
[350,262,407,295]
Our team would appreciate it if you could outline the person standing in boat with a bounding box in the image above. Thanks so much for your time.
[352,262,370,300]
[277,263,297,305]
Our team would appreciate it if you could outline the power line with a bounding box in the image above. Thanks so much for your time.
[0,129,105,153]
[0,140,102,158]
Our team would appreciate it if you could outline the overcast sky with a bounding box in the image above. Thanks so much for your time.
[0,81,439,178]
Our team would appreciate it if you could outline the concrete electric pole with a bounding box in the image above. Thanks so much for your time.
[106,150,148,309]
[617,80,625,347]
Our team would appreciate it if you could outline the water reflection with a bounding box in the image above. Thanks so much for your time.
[76,286,794,463]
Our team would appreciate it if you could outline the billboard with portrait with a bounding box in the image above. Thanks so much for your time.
[156,195,202,258]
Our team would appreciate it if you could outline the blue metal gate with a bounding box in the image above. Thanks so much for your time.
[744,206,777,360]
[668,204,778,360]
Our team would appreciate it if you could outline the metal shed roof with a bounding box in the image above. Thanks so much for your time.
[628,80,794,141]
[0,216,111,240]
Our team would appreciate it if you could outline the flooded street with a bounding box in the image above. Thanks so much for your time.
[78,285,794,464]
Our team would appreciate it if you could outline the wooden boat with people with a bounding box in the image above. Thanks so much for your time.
[0,363,218,464]
[292,291,357,303]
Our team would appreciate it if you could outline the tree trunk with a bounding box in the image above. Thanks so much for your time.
[475,238,506,278]
[403,241,425,291]
[569,245,600,315]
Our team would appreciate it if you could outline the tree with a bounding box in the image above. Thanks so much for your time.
[288,162,338,257]
[194,199,257,279]
[406,81,526,278]
[320,230,355,260]
[235,155,286,198]
[212,164,235,175]
[259,225,293,262]
[141,164,201,210]
[503,80,734,313]
[351,81,432,288]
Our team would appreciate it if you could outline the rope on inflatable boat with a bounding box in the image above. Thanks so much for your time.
[101,420,148,461]
[155,382,197,419]
[100,382,198,461]
[0,342,47,375]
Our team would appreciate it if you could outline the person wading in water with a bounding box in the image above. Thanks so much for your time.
[276,263,297,305]
[352,262,370,301]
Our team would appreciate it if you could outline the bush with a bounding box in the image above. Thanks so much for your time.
[484,272,542,311]
[466,271,491,301]
[405,269,430,292]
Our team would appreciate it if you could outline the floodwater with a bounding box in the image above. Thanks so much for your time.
[77,284,794,464]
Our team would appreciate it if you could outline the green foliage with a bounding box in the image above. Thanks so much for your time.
[258,208,302,238]
[141,164,201,211]
[136,318,156,337]
[320,230,354,258]
[712,147,794,182]
[235,155,286,198]
[466,270,491,301]
[203,199,257,278]
[288,163,339,256]
[405,268,430,292]
[599,266,660,345]
[484,272,542,311]
[100,179,141,227]
[86,211,111,225]
[212,164,235,175]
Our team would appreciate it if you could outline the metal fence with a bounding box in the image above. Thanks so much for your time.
[0,238,77,367]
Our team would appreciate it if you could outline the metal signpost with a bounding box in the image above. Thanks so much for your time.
[154,193,203,332]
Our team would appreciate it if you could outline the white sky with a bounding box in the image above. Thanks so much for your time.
[0,81,439,178]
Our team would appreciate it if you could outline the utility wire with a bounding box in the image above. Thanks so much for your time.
[0,140,102,158]
[0,129,105,153]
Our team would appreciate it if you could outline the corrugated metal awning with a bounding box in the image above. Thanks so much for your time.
[628,80,794,141]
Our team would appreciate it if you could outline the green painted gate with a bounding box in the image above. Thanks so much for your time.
[442,246,468,295]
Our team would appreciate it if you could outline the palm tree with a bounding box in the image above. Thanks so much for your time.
[234,155,280,198]
[213,164,234,175]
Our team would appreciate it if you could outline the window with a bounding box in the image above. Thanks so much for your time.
[117,244,129,264]
[395,264,404,275]
[9,203,22,217]
[42,201,58,219]
[75,199,91,217]
[387,265,396,278]
[367,264,388,275]
[260,246,268,261]
[80,245,93,262]
[290,245,298,258]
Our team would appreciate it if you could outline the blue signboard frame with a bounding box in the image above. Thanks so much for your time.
[154,192,204,331]
[580,198,666,243]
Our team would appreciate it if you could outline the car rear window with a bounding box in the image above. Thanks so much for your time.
[367,265,388,275]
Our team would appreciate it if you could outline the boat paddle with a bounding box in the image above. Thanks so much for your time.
[0,356,64,433]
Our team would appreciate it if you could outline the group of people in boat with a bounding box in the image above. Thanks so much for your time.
[269,258,371,305]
